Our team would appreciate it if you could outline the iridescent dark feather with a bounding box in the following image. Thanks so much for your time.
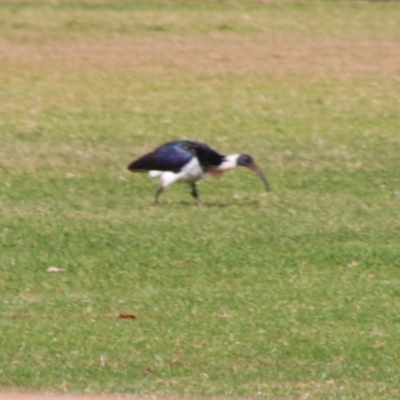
[127,140,224,173]
[128,141,197,173]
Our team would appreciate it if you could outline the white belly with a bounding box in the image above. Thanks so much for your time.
[177,157,204,182]
[149,157,205,187]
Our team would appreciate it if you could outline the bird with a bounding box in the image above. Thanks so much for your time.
[127,140,270,205]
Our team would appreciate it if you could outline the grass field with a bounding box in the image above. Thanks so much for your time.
[1,0,400,398]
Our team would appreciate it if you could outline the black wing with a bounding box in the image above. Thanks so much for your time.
[193,142,225,168]
[128,141,197,173]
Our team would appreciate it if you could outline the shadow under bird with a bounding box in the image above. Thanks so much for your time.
[127,140,271,205]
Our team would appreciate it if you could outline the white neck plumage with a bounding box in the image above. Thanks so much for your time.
[217,154,240,172]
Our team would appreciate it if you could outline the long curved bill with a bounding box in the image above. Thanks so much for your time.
[249,163,271,192]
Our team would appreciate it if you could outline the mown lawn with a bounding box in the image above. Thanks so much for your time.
[1,1,400,398]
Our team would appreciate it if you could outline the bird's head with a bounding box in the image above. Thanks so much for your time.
[237,154,271,192]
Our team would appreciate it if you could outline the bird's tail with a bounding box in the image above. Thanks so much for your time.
[149,170,163,178]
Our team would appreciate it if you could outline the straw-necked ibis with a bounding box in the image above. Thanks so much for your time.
[127,140,270,204]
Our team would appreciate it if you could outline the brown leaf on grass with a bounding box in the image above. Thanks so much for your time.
[118,313,136,319]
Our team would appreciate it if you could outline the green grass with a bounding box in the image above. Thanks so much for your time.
[1,1,400,398]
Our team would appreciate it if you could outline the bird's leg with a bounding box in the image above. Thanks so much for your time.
[153,184,164,205]
[190,183,202,206]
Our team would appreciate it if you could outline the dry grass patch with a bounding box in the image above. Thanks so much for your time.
[0,394,193,400]
[1,34,400,77]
